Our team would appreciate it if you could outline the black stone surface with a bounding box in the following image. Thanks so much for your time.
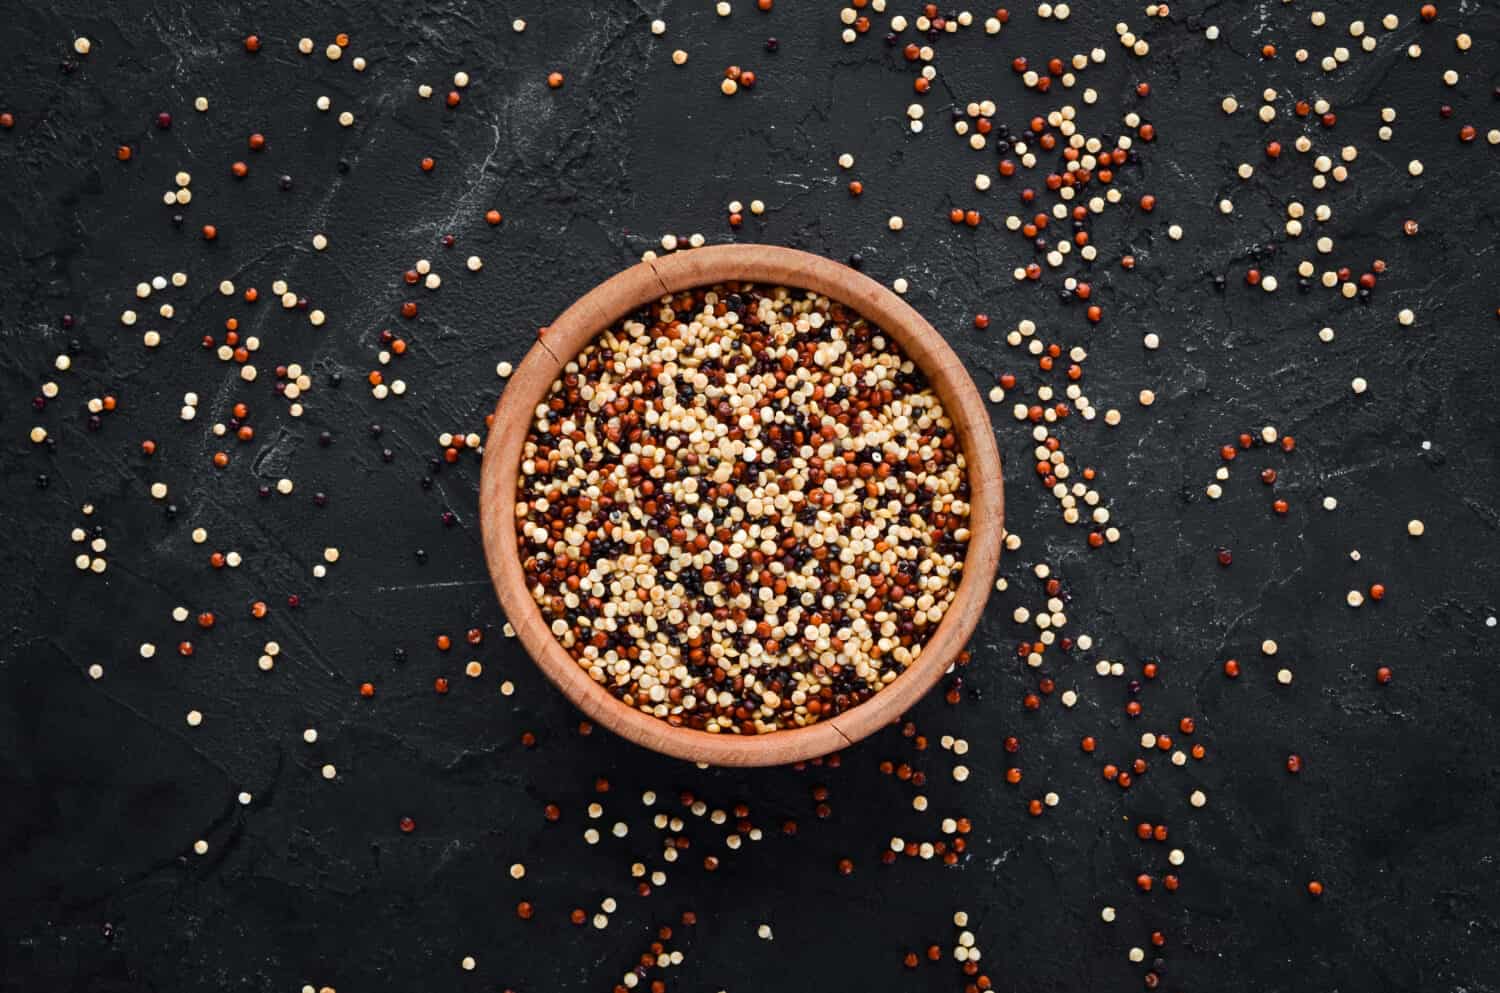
[3,2,1499,991]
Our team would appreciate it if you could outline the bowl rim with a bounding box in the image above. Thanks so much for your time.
[480,244,1003,766]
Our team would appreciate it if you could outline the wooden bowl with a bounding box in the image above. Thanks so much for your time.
[480,244,1003,766]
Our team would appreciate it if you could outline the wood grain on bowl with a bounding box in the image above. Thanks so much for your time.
[480,245,1003,766]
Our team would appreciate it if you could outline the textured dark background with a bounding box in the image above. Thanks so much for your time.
[3,1,1499,991]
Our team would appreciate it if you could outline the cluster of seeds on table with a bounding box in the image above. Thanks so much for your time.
[989,320,1121,543]
[69,503,108,575]
[878,716,982,864]
[517,283,972,733]
[901,909,990,978]
[981,558,1220,990]
[607,920,696,992]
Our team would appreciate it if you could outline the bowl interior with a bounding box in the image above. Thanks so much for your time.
[480,244,1003,766]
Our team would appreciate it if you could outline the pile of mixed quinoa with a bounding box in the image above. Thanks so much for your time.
[517,283,972,733]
